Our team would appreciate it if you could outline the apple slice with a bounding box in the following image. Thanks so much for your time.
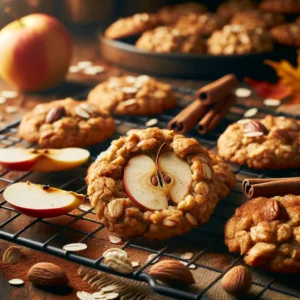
[123,155,168,211]
[3,182,85,218]
[159,152,192,204]
[0,147,90,172]
[32,148,90,172]
[0,148,41,171]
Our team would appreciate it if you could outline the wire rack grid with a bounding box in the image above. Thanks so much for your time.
[0,87,299,300]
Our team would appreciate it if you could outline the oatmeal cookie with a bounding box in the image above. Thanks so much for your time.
[135,26,206,53]
[87,128,236,240]
[225,195,300,273]
[104,13,160,39]
[260,0,300,14]
[157,2,208,25]
[87,75,176,116]
[18,98,115,148]
[175,13,226,37]
[207,25,273,55]
[217,0,256,21]
[270,22,300,48]
[230,10,286,30]
[218,116,300,169]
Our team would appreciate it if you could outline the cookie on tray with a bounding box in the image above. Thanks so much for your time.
[157,2,208,25]
[217,0,257,21]
[104,13,160,39]
[175,13,226,37]
[87,75,176,116]
[260,0,300,14]
[218,115,300,169]
[230,10,286,30]
[207,25,273,55]
[135,26,206,53]
[270,22,300,48]
[225,195,300,273]
[18,98,115,148]
[87,128,236,240]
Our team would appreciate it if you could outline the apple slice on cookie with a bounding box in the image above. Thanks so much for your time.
[0,147,90,172]
[123,144,192,211]
[3,182,85,218]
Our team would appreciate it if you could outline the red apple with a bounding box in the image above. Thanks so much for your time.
[123,151,192,211]
[0,14,72,91]
[3,181,85,218]
[0,147,90,172]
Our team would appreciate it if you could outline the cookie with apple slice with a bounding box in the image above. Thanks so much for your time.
[18,98,115,148]
[87,128,236,240]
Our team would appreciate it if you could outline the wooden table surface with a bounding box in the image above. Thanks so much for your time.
[0,32,268,300]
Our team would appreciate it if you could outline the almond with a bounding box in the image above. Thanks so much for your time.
[149,260,195,286]
[27,262,69,286]
[3,246,22,264]
[244,120,269,135]
[221,266,252,296]
[45,106,66,124]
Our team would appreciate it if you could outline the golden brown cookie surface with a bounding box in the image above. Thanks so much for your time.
[230,10,285,30]
[207,25,273,55]
[104,13,160,39]
[218,115,300,169]
[271,22,300,48]
[136,26,206,53]
[260,0,300,14]
[217,0,257,20]
[18,98,115,148]
[88,128,236,240]
[158,2,208,25]
[225,195,300,273]
[87,75,176,116]
[175,13,226,37]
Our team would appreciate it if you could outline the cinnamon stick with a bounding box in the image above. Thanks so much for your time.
[197,94,236,134]
[242,177,300,199]
[167,99,208,134]
[196,74,238,105]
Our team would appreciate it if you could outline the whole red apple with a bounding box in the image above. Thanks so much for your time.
[0,14,72,91]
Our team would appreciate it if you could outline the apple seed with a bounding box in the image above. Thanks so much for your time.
[163,175,172,184]
[151,175,159,186]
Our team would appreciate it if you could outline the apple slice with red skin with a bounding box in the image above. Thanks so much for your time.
[0,148,41,171]
[123,150,192,211]
[3,182,85,218]
[0,147,90,172]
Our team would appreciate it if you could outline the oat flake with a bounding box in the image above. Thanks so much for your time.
[131,261,140,267]
[103,248,128,259]
[63,243,87,252]
[108,235,122,244]
[244,131,263,137]
[77,61,92,68]
[181,252,193,260]
[145,118,158,127]
[237,119,252,124]
[92,291,105,299]
[8,278,24,286]
[121,87,138,94]
[181,261,197,269]
[79,204,92,212]
[69,66,80,73]
[106,292,119,299]
[263,98,281,107]
[101,285,119,292]
[147,253,159,264]
[1,90,18,98]
[235,88,252,98]
[244,108,258,118]
[0,96,7,104]
[77,291,94,300]
[5,106,18,114]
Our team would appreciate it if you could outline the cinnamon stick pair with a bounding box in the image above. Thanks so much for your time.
[242,177,300,199]
[168,74,238,134]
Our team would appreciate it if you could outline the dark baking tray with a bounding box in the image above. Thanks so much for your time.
[98,34,297,80]
[0,87,299,299]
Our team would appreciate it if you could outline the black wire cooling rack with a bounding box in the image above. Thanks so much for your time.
[0,87,299,300]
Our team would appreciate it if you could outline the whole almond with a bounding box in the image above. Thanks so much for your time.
[221,266,252,296]
[244,120,269,135]
[3,246,22,264]
[270,129,296,144]
[27,262,69,286]
[45,106,66,124]
[149,260,195,286]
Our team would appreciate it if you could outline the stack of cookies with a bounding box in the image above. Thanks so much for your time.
[104,0,300,55]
